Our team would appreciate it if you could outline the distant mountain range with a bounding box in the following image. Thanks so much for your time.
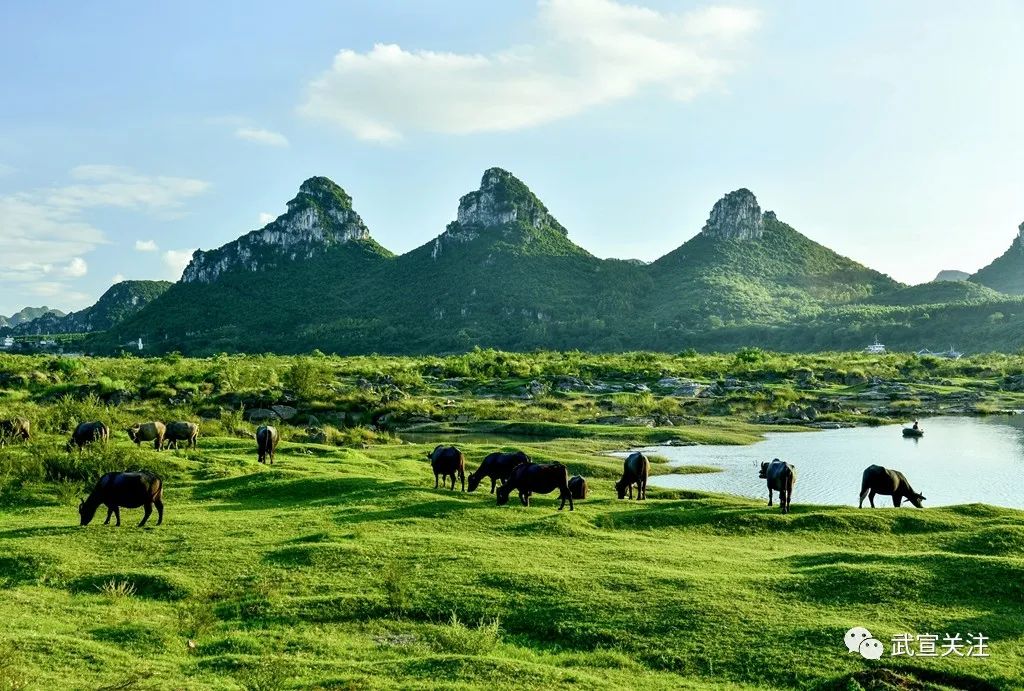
[69,167,1022,354]
[2,281,169,337]
[0,306,64,329]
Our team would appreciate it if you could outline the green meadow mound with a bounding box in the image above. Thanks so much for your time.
[0,433,1021,689]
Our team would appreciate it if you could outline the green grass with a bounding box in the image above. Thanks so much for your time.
[0,431,1020,689]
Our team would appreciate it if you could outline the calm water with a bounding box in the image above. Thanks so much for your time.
[640,416,1024,509]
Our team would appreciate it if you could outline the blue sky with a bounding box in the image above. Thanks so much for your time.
[1,0,1022,315]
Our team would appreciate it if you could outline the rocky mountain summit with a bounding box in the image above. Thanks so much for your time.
[182,177,374,284]
[934,270,970,282]
[701,188,764,241]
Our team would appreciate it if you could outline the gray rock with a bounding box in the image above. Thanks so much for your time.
[701,189,764,241]
[246,408,279,422]
[271,405,298,421]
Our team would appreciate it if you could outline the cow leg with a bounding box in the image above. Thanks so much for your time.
[103,506,113,525]
[139,503,152,527]
[460,471,465,492]
[869,491,876,508]
[768,488,773,507]
[640,479,647,500]
[113,507,121,527]
[859,488,868,508]
[434,473,439,489]
[780,490,788,514]
[628,485,634,500]
[154,438,161,451]
[521,492,530,507]
[490,478,496,494]
[155,498,164,525]
[893,495,902,508]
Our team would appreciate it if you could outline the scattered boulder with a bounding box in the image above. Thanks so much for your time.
[271,405,298,421]
[246,408,278,422]
[305,427,328,444]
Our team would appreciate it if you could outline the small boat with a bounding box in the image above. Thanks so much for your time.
[902,428,924,438]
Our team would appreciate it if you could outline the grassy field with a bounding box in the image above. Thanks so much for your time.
[2,350,1023,689]
[0,428,1021,690]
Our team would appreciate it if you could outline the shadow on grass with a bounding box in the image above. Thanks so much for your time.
[68,572,191,601]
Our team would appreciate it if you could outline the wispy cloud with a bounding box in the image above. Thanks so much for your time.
[299,0,759,141]
[0,165,208,312]
[163,248,196,280]
[135,239,159,252]
[235,127,289,147]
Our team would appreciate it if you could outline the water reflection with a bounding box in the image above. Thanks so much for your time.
[641,416,1024,509]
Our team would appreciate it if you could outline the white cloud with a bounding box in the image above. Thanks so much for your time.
[0,165,208,313]
[112,273,126,284]
[135,239,159,252]
[299,0,759,141]
[163,249,196,280]
[235,127,289,147]
[258,212,276,226]
[57,257,88,278]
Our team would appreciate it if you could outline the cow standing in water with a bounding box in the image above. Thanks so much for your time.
[496,462,574,511]
[759,459,797,514]
[616,452,650,500]
[79,472,164,527]
[427,445,465,491]
[256,425,279,464]
[859,465,926,508]
[467,450,529,493]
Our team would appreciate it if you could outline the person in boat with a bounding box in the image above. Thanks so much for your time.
[912,420,920,431]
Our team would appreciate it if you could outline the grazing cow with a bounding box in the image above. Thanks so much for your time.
[859,464,926,508]
[467,450,530,493]
[568,475,588,500]
[67,421,109,450]
[615,452,650,500]
[427,445,465,491]
[496,462,574,511]
[0,417,30,445]
[79,471,164,527]
[163,421,198,450]
[759,459,797,514]
[127,421,166,450]
[256,425,280,465]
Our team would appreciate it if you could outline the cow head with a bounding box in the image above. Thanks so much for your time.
[758,461,770,479]
[615,478,627,500]
[467,473,481,492]
[79,499,97,526]
[495,485,512,506]
[910,493,926,508]
[126,426,140,442]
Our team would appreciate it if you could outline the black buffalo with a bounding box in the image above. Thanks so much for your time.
[427,445,465,491]
[79,471,164,527]
[568,475,588,500]
[859,464,926,508]
[616,452,650,500]
[759,459,797,514]
[67,421,109,450]
[256,425,279,464]
[496,462,574,511]
[467,450,530,493]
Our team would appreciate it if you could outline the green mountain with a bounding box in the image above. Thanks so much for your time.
[648,189,899,330]
[971,223,1024,294]
[0,306,65,329]
[11,281,171,335]
[89,169,1024,355]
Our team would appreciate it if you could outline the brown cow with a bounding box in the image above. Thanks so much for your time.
[427,445,465,491]
[256,425,279,464]
[859,464,926,508]
[568,475,588,500]
[616,452,650,500]
[67,421,109,450]
[0,417,30,445]
[163,421,198,450]
[79,471,164,527]
[496,462,574,511]
[127,421,166,450]
[467,450,529,493]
